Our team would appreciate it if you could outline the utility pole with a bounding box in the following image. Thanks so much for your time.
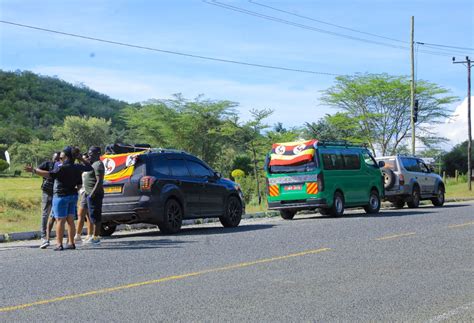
[410,16,416,156]
[453,56,472,191]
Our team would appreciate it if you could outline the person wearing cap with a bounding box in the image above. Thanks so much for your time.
[25,146,92,251]
[82,146,105,246]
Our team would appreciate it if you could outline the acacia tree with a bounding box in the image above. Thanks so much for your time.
[52,116,113,151]
[123,94,238,168]
[321,74,457,156]
[223,109,274,204]
[304,112,367,144]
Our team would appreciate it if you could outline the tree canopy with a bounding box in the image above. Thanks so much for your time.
[0,70,128,145]
[321,73,457,156]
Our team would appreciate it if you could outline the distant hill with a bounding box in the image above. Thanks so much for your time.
[0,70,130,145]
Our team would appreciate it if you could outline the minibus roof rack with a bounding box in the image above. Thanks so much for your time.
[317,140,368,148]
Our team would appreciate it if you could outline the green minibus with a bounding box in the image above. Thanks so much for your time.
[265,140,385,219]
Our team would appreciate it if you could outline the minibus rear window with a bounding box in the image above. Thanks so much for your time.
[269,160,318,174]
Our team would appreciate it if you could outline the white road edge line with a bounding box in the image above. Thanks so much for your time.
[426,301,474,322]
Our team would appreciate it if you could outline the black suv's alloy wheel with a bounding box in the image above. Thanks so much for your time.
[219,196,242,228]
[158,199,183,234]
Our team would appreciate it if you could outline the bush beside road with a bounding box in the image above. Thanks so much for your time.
[1,176,474,236]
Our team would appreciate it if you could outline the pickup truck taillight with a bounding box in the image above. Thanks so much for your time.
[399,174,405,186]
[140,176,156,192]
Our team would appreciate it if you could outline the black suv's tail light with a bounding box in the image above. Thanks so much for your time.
[140,176,156,192]
[317,173,324,192]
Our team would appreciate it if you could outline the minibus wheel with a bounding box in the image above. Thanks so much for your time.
[280,209,296,220]
[330,191,344,217]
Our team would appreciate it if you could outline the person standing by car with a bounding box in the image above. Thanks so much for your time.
[83,146,105,246]
[75,153,90,244]
[25,146,92,250]
[35,152,60,249]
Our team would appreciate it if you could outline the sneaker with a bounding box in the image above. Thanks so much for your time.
[53,245,64,251]
[64,244,76,250]
[74,234,83,244]
[83,236,93,244]
[91,238,101,246]
[39,240,50,249]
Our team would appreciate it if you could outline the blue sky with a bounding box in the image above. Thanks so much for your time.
[1,0,473,146]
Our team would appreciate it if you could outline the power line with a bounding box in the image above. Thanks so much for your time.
[204,0,409,50]
[417,42,474,51]
[249,0,474,56]
[416,42,473,55]
[204,0,455,58]
[0,20,340,76]
[249,0,407,44]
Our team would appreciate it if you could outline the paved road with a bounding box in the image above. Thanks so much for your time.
[1,202,473,322]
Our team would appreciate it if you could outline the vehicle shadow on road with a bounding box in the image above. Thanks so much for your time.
[78,238,193,251]
[424,203,471,209]
[105,224,275,240]
[0,245,39,251]
[293,209,435,221]
[177,224,275,236]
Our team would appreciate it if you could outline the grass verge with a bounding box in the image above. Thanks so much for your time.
[0,176,473,235]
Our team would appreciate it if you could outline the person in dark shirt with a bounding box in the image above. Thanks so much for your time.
[82,146,105,246]
[35,152,60,248]
[25,146,92,251]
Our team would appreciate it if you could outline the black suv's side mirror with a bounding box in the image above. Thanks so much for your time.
[378,161,385,168]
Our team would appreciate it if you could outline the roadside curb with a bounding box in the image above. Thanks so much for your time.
[1,198,472,243]
[0,210,281,243]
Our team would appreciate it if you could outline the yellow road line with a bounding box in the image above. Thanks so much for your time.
[375,232,416,241]
[448,221,474,229]
[0,247,331,313]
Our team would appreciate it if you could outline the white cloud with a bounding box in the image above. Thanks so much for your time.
[32,65,331,127]
[437,96,474,148]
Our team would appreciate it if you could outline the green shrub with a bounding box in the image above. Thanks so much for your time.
[0,159,9,172]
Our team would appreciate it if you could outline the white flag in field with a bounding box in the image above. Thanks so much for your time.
[4,151,10,165]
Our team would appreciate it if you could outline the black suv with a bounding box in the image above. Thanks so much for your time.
[101,146,245,235]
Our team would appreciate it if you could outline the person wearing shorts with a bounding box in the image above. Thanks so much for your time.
[75,153,90,243]
[26,146,92,250]
[83,146,105,246]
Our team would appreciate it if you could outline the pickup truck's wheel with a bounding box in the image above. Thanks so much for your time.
[407,186,420,208]
[158,199,183,234]
[330,191,344,217]
[280,209,296,220]
[382,169,395,189]
[364,190,380,214]
[391,199,405,208]
[100,224,116,236]
[431,185,445,207]
[219,196,242,227]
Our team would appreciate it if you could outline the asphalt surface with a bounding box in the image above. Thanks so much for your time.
[1,202,473,322]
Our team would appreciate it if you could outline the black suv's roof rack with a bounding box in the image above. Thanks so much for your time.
[105,143,191,156]
[152,148,190,155]
[105,143,151,154]
[317,140,367,148]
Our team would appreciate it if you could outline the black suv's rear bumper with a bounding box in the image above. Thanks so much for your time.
[268,198,327,210]
[102,195,163,224]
